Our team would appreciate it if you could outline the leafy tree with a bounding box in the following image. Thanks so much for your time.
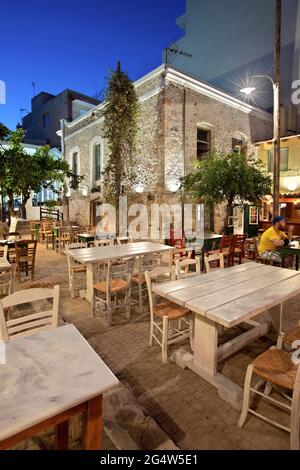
[182,152,272,231]
[102,62,139,206]
[0,122,9,141]
[0,128,81,218]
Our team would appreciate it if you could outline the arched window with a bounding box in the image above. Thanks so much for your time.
[69,146,81,182]
[196,122,213,160]
[232,132,248,154]
[90,137,103,188]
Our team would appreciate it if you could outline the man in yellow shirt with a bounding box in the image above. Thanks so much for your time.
[259,216,288,265]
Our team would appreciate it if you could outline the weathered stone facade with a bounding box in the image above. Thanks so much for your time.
[62,65,273,233]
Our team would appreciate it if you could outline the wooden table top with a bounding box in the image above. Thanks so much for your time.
[0,325,119,442]
[0,258,10,270]
[69,242,174,265]
[153,263,300,328]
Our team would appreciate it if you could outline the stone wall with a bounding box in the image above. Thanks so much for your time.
[63,67,274,233]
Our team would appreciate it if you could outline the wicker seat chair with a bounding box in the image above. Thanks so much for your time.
[238,347,300,450]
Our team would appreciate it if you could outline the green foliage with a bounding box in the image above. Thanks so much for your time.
[0,122,9,141]
[182,151,272,210]
[0,128,81,215]
[102,62,139,203]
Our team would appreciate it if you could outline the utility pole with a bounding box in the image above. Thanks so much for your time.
[273,0,281,217]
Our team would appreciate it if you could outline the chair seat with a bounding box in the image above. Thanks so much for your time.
[253,348,297,391]
[234,248,243,254]
[132,275,146,285]
[207,248,230,256]
[72,266,87,274]
[94,279,129,294]
[154,302,190,320]
[284,326,300,347]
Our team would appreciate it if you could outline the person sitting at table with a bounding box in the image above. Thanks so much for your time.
[258,216,289,265]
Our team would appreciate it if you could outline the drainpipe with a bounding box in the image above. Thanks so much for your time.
[60,119,69,222]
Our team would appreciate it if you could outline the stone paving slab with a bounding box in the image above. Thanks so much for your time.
[11,244,300,450]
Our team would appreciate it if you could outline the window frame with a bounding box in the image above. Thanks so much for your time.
[267,147,289,173]
[197,128,212,160]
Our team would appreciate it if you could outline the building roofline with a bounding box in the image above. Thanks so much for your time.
[64,63,273,130]
[254,134,300,145]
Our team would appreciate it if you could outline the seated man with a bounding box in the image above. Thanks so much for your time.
[259,216,288,265]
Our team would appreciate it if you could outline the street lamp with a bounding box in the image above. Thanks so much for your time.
[241,74,281,217]
[241,0,281,216]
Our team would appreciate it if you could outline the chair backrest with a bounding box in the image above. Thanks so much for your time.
[233,234,247,251]
[95,239,114,247]
[252,237,260,259]
[0,245,8,259]
[221,236,235,252]
[0,286,59,341]
[173,248,193,263]
[0,266,15,298]
[204,253,225,273]
[145,267,176,320]
[176,257,201,279]
[65,243,87,274]
[15,240,37,263]
[104,257,135,294]
[117,236,133,245]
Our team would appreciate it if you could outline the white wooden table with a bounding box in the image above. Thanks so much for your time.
[69,242,174,303]
[153,263,300,410]
[0,324,119,450]
[0,258,10,270]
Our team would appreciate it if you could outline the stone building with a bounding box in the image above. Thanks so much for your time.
[61,65,273,234]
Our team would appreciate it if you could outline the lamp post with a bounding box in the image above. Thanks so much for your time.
[241,0,281,217]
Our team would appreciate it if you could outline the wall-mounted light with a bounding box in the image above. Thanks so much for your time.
[166,179,181,193]
[82,188,88,197]
[134,184,145,194]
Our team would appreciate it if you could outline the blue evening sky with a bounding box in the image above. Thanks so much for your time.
[0,0,184,129]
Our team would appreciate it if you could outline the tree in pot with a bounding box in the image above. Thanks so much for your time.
[181,152,272,233]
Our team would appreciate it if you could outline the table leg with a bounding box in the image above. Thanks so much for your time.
[82,395,103,450]
[193,314,218,376]
[172,315,245,410]
[55,420,69,450]
[86,264,94,304]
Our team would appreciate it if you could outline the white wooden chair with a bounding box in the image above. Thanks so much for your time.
[65,243,87,299]
[145,267,191,364]
[94,239,114,247]
[92,257,135,325]
[204,253,225,273]
[0,265,15,298]
[238,346,300,450]
[0,286,59,341]
[175,257,201,279]
[132,253,162,312]
[117,236,133,245]
[0,245,8,259]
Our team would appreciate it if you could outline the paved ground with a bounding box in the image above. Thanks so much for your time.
[9,243,300,450]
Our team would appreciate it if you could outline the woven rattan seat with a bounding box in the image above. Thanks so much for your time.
[132,274,146,285]
[72,266,87,274]
[153,302,190,320]
[94,279,129,294]
[253,348,297,391]
[284,326,300,347]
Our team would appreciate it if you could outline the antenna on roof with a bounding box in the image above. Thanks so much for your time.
[32,82,36,97]
[164,45,192,65]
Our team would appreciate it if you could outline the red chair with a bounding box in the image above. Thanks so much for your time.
[230,235,247,266]
[208,235,235,267]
